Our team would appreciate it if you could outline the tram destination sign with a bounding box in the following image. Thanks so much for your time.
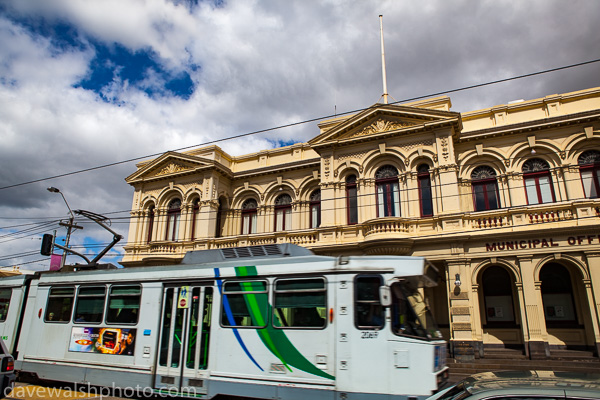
[486,235,600,252]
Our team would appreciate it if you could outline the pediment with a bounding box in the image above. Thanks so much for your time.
[126,152,228,184]
[309,103,460,149]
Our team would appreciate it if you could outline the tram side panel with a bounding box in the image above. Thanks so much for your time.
[202,270,337,399]
[0,276,31,354]
[334,270,447,399]
[16,279,163,389]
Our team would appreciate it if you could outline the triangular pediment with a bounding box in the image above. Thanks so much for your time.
[126,152,230,184]
[309,103,460,149]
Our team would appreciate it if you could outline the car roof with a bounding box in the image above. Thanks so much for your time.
[460,370,600,398]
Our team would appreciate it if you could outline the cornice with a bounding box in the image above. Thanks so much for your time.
[458,110,600,142]
[233,158,321,179]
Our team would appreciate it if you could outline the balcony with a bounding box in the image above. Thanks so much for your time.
[121,199,600,265]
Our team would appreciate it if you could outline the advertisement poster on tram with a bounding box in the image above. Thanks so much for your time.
[69,327,136,356]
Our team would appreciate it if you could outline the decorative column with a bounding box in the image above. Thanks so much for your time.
[518,255,550,359]
[435,129,460,213]
[447,260,477,361]
[585,252,600,356]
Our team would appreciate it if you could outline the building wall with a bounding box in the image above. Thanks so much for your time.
[122,87,600,359]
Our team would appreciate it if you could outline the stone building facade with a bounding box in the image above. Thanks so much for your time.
[122,87,600,360]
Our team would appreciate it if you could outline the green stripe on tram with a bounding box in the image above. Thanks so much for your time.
[235,266,335,380]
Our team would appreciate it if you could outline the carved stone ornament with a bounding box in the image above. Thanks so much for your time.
[157,163,188,176]
[352,118,416,137]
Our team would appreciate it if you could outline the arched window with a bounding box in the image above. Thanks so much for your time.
[417,164,433,217]
[578,150,600,198]
[274,194,292,232]
[310,189,321,228]
[190,199,200,240]
[522,158,554,204]
[376,165,400,217]
[165,199,181,241]
[471,166,500,211]
[540,263,577,327]
[346,175,358,225]
[241,198,258,235]
[481,266,515,326]
[146,205,155,243]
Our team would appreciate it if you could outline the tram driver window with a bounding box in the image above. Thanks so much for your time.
[221,281,268,328]
[273,278,326,329]
[0,289,11,322]
[355,276,384,329]
[45,287,75,323]
[106,285,141,325]
[74,286,106,324]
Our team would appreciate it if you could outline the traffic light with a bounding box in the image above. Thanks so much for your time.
[41,234,54,256]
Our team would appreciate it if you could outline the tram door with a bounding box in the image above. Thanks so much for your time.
[155,285,213,396]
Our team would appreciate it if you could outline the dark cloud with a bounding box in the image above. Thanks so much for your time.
[1,0,599,270]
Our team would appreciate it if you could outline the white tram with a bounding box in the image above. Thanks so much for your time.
[9,244,447,399]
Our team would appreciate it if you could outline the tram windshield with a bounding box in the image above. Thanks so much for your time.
[390,281,442,340]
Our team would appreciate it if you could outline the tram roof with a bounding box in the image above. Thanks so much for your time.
[26,244,429,285]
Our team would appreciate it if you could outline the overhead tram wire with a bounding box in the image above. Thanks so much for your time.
[0,145,591,226]
[0,58,599,192]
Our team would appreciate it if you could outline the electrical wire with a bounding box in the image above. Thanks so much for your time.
[0,58,599,192]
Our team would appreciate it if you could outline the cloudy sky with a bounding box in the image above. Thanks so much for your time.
[1,0,599,271]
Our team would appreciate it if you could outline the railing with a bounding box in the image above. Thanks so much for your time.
[122,199,600,264]
[527,208,573,224]
[149,242,183,253]
[363,218,410,237]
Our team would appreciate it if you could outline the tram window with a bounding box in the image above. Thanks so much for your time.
[355,276,384,329]
[221,281,268,328]
[45,287,75,323]
[74,286,106,324]
[0,289,11,322]
[273,278,326,329]
[106,285,141,325]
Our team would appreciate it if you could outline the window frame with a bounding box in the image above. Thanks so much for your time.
[578,150,600,199]
[274,194,292,232]
[0,288,11,322]
[74,286,107,325]
[241,198,258,235]
[346,175,358,225]
[354,275,385,330]
[375,166,400,218]
[471,166,501,212]
[417,164,433,217]
[522,159,555,205]
[190,199,200,240]
[309,189,321,229]
[220,280,269,328]
[106,284,142,325]
[165,199,182,241]
[45,286,75,323]
[146,205,155,243]
[272,277,327,330]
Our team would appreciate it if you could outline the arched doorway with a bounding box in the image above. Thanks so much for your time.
[539,262,591,352]
[478,265,524,353]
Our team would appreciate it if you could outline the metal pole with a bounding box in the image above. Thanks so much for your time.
[48,187,82,270]
[379,15,389,104]
[61,217,73,270]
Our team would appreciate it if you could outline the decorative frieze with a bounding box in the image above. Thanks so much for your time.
[351,118,417,137]
[156,163,188,176]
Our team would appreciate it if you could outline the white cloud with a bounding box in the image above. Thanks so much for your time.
[0,0,599,269]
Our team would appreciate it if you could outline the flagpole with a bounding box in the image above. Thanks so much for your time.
[379,15,389,104]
